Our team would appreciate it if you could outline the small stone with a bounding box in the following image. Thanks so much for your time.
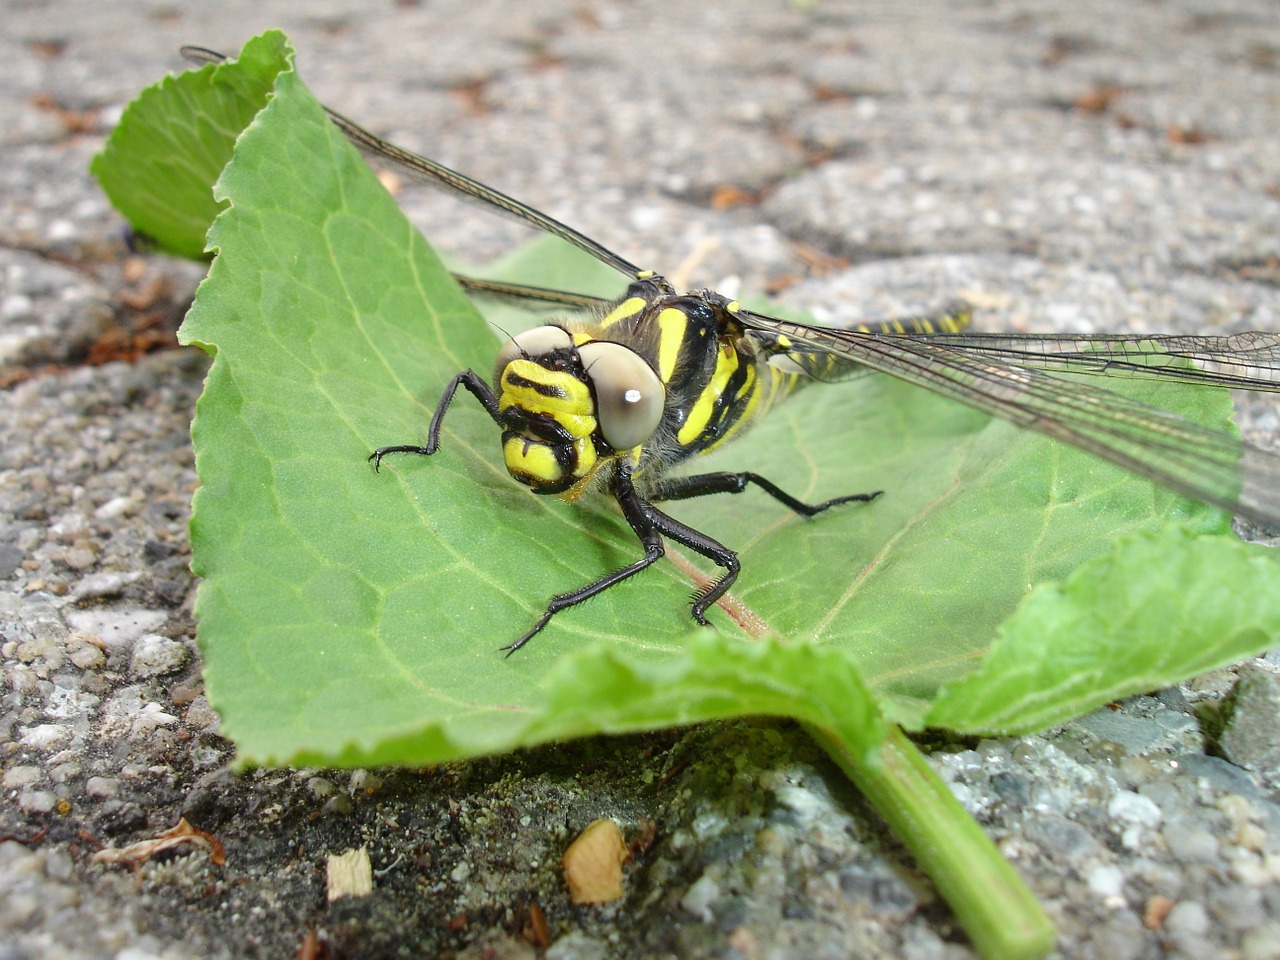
[545,930,609,960]
[20,723,69,750]
[1,293,34,321]
[0,544,24,578]
[1217,793,1256,826]
[1164,899,1209,938]
[1209,885,1267,932]
[192,745,224,768]
[1234,822,1267,853]
[1024,813,1100,863]
[64,547,97,570]
[1087,864,1125,900]
[1241,922,1280,960]
[1109,789,1163,849]
[1218,667,1280,771]
[990,771,1030,806]
[3,765,43,788]
[681,872,720,922]
[16,634,57,663]
[1229,849,1272,886]
[71,571,142,600]
[1143,895,1174,930]
[1109,790,1163,828]
[322,794,352,816]
[1,892,39,927]
[44,847,74,881]
[169,681,201,706]
[85,776,120,798]
[47,218,78,242]
[1162,820,1219,864]
[18,789,58,813]
[1092,911,1149,960]
[129,634,187,677]
[94,496,140,520]
[4,768,42,788]
[48,762,80,784]
[69,642,106,669]
[182,697,219,731]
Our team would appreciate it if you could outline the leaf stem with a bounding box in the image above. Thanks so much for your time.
[804,722,1054,960]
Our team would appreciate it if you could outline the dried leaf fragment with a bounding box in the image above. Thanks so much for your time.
[1143,895,1175,930]
[326,847,374,902]
[562,818,628,904]
[91,817,226,866]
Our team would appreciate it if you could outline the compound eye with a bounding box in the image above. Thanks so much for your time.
[577,341,665,451]
[493,326,574,384]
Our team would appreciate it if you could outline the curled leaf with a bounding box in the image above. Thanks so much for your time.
[91,817,226,867]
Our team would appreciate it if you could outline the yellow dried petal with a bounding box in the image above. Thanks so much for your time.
[562,818,628,904]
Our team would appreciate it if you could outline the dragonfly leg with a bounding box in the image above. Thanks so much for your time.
[640,500,741,624]
[369,370,500,469]
[501,464,669,655]
[650,471,881,517]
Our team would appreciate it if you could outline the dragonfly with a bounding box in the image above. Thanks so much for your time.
[184,47,1280,654]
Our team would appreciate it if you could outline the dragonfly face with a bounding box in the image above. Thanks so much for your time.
[493,323,665,499]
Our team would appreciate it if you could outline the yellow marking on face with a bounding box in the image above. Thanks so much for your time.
[656,308,689,382]
[504,435,562,485]
[676,341,740,446]
[499,360,597,439]
[503,429,600,496]
[599,297,646,330]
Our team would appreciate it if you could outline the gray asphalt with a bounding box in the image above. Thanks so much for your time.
[2,2,1279,958]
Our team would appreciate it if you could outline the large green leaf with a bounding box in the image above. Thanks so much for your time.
[89,33,1280,959]
[97,33,1279,764]
[87,30,1269,757]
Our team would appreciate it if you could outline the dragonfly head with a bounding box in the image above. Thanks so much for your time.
[493,325,665,498]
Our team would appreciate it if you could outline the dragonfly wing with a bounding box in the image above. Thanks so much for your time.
[905,331,1280,391]
[738,310,1280,526]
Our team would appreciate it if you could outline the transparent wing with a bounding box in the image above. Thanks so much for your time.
[452,275,613,310]
[739,309,1280,527]
[904,331,1280,391]
[180,45,646,280]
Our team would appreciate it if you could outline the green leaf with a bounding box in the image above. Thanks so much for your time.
[127,35,1274,765]
[90,32,289,259]
[927,525,1280,733]
[88,35,1273,958]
